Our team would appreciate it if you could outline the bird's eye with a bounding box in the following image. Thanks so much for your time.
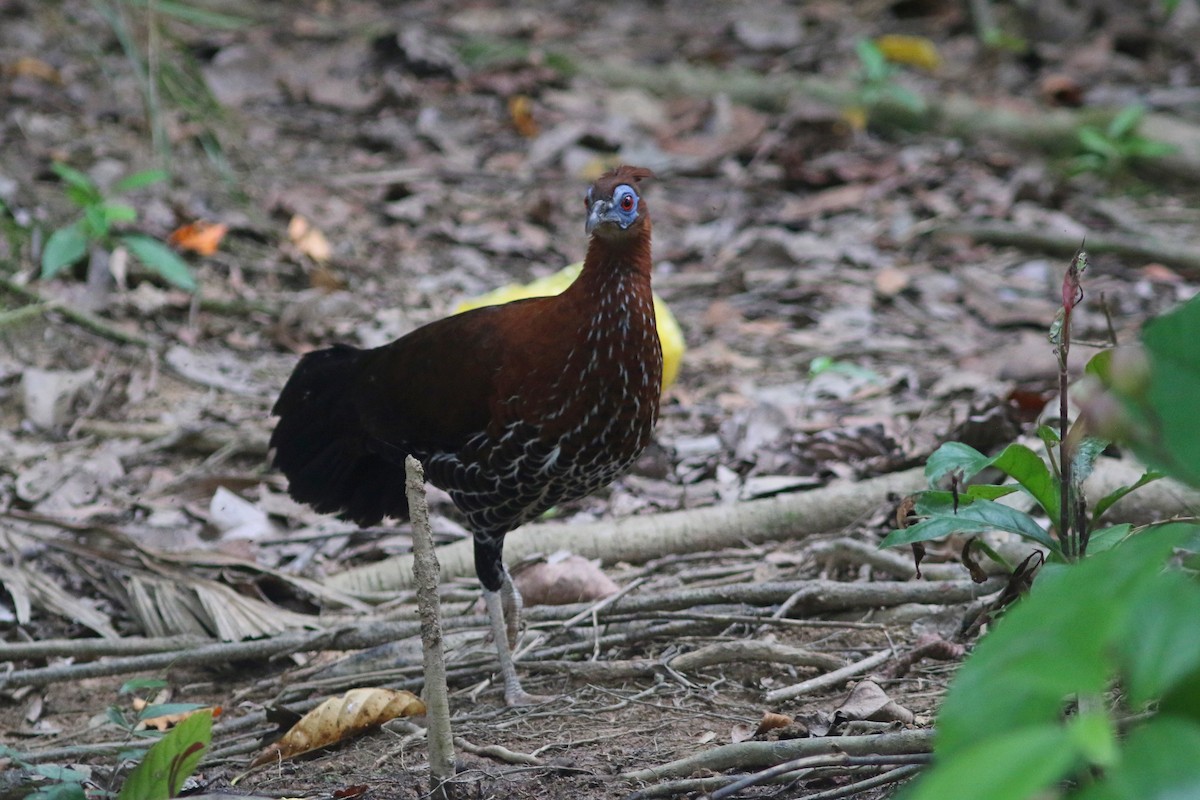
[620,194,635,212]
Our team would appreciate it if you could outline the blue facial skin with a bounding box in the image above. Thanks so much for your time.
[585,184,640,235]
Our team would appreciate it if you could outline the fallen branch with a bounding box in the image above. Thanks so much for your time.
[620,728,933,782]
[587,61,1200,182]
[329,467,929,593]
[932,221,1200,276]
[0,275,152,348]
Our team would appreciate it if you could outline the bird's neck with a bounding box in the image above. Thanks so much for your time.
[574,229,654,300]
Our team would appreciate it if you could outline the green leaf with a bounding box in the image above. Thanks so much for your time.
[34,764,92,782]
[1086,349,1114,382]
[881,493,1060,554]
[28,783,88,800]
[41,224,88,278]
[1067,708,1118,768]
[103,202,138,225]
[855,38,888,81]
[84,203,110,239]
[1107,105,1145,141]
[121,678,170,695]
[909,724,1076,800]
[1117,526,1200,706]
[50,162,97,193]
[1086,523,1133,554]
[120,234,196,291]
[884,85,925,113]
[1120,295,1200,487]
[112,169,168,193]
[1098,717,1200,799]
[117,709,211,800]
[965,484,1019,500]
[990,443,1060,521]
[1078,126,1119,159]
[1093,471,1162,520]
[121,0,253,29]
[1070,435,1109,488]
[924,441,989,485]
[137,702,208,721]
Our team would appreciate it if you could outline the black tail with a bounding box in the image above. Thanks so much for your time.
[270,345,410,527]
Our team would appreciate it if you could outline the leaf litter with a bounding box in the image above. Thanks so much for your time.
[1,0,1199,798]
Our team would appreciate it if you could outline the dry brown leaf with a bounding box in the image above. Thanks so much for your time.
[508,94,539,137]
[730,722,754,743]
[287,214,332,263]
[168,221,228,256]
[249,688,425,767]
[6,56,62,84]
[512,552,619,606]
[752,710,793,737]
[141,705,223,732]
[833,680,914,725]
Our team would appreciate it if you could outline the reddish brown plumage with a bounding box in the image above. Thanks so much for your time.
[271,168,662,702]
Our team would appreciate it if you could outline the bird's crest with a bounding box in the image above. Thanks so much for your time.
[591,165,655,197]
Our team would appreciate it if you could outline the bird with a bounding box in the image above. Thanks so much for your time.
[270,166,664,706]
[453,262,685,392]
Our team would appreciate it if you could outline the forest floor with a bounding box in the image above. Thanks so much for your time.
[2,1,1199,798]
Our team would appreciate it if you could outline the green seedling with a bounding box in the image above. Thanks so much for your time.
[849,38,925,121]
[1070,105,1177,176]
[41,162,196,291]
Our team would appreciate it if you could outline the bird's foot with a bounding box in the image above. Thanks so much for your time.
[504,685,554,707]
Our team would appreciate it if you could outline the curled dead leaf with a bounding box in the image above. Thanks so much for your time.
[249,688,425,768]
[833,680,914,725]
[752,711,793,738]
[168,221,228,256]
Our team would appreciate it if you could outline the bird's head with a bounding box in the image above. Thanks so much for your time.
[585,165,655,240]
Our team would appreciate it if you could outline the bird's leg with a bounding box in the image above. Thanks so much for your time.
[483,588,543,707]
[499,568,523,649]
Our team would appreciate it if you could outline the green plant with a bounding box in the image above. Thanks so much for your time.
[882,252,1156,562]
[2,680,211,800]
[116,707,212,800]
[1069,105,1177,176]
[41,162,196,291]
[848,38,924,121]
[91,0,250,167]
[896,295,1200,799]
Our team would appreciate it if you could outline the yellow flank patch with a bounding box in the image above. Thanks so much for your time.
[455,263,686,392]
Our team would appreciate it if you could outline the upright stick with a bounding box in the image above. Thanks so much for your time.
[405,455,455,797]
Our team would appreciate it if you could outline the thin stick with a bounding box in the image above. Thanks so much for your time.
[405,456,455,797]
[706,753,930,800]
[764,648,894,704]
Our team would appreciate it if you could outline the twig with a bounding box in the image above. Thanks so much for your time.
[705,752,930,800]
[801,763,924,800]
[328,468,930,593]
[0,619,417,689]
[620,728,933,782]
[667,641,846,673]
[0,275,152,347]
[764,648,895,704]
[405,456,455,797]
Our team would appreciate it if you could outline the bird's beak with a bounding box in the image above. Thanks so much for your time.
[585,199,614,235]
